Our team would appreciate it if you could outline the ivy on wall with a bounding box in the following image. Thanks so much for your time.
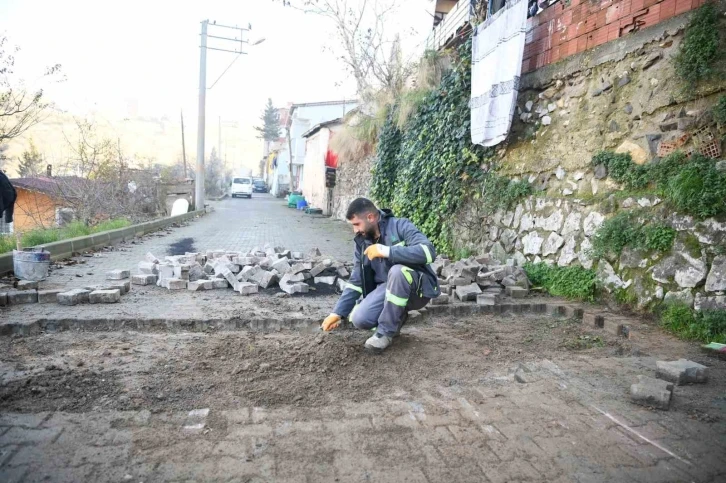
[370,38,519,255]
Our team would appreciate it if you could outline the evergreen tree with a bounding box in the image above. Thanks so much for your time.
[254,98,281,141]
[17,138,43,177]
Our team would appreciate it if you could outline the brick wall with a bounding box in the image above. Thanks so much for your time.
[522,0,706,73]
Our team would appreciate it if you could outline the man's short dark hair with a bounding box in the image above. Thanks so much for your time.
[346,198,378,220]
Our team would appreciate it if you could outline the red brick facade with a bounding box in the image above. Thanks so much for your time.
[522,0,706,73]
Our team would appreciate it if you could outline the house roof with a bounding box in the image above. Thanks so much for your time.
[11,176,90,197]
[288,99,358,125]
[302,118,343,139]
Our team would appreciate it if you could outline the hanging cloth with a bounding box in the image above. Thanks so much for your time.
[470,0,528,147]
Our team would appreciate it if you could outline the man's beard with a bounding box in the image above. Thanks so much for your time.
[356,222,378,240]
[364,224,378,240]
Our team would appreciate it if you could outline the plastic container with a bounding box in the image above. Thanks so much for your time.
[296,199,309,210]
[288,194,305,208]
[13,248,51,281]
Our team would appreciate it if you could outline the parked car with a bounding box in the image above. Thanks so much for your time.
[252,179,267,193]
[231,177,253,198]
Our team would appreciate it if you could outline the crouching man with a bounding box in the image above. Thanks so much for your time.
[321,198,440,352]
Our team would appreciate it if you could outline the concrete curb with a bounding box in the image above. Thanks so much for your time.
[0,315,321,337]
[0,297,633,338]
[0,210,206,277]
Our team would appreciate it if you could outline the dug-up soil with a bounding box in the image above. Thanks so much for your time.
[1,311,724,421]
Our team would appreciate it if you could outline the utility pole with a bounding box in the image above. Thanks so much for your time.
[194,20,264,210]
[195,19,208,210]
[181,109,188,179]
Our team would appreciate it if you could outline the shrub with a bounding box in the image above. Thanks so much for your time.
[664,155,726,219]
[523,262,599,302]
[641,224,677,252]
[480,174,533,212]
[674,3,720,88]
[660,303,726,343]
[591,151,649,189]
[593,150,726,220]
[591,212,642,258]
[713,95,726,127]
[592,211,676,258]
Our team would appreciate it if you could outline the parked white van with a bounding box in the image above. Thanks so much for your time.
[231,177,253,198]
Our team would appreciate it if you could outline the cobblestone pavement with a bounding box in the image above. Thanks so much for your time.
[2,196,726,482]
[1,195,352,325]
[1,313,725,483]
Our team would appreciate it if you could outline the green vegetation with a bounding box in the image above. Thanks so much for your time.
[674,3,721,88]
[714,95,726,128]
[0,219,131,255]
[659,154,726,219]
[660,303,726,343]
[564,334,604,350]
[592,151,649,190]
[591,211,676,258]
[480,175,533,212]
[370,38,499,255]
[593,150,726,220]
[523,262,599,302]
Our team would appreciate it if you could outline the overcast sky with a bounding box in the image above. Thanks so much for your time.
[1,0,434,173]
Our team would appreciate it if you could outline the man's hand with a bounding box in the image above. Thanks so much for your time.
[364,244,390,260]
[322,313,341,331]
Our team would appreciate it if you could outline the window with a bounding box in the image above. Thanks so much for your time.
[233,178,251,184]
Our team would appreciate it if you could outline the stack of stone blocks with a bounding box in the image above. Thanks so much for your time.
[137,245,352,296]
[430,255,531,307]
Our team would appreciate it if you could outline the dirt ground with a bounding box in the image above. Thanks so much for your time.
[1,310,725,482]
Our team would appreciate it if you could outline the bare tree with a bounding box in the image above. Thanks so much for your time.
[278,0,413,100]
[48,120,160,225]
[0,36,62,145]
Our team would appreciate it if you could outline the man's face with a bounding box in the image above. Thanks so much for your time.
[349,212,378,239]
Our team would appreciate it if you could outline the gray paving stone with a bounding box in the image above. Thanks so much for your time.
[132,274,157,286]
[89,289,121,304]
[8,290,38,305]
[106,269,130,280]
[16,280,38,290]
[656,359,709,385]
[630,375,673,410]
[37,289,63,304]
[57,288,91,306]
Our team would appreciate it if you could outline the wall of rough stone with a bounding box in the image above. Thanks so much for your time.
[455,193,725,310]
[454,12,726,311]
[331,156,375,221]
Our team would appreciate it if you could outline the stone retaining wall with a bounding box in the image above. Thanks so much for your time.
[455,193,725,311]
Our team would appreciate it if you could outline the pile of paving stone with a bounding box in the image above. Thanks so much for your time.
[630,359,709,410]
[429,255,531,306]
[131,245,353,297]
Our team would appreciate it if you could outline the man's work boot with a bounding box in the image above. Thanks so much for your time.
[364,333,392,353]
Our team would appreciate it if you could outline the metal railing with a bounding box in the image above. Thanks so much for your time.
[426,0,473,51]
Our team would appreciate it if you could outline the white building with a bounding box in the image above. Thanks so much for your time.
[301,118,342,215]
[265,107,291,197]
[287,100,357,192]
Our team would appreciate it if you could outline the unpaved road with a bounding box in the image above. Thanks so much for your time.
[1,311,725,482]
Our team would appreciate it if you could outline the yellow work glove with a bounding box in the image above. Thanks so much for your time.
[363,244,390,261]
[321,313,341,331]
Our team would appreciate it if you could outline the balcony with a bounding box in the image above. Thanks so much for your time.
[426,0,474,51]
